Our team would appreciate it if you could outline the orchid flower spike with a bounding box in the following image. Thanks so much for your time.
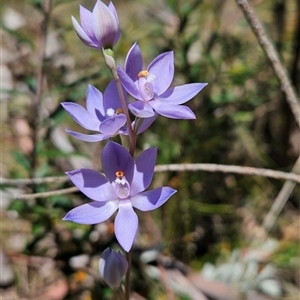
[72,0,120,50]
[63,141,176,251]
[99,248,128,288]
[118,42,207,119]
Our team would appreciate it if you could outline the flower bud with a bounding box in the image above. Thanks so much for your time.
[99,248,128,288]
[72,0,120,50]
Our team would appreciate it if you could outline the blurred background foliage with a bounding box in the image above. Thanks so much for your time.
[1,0,299,299]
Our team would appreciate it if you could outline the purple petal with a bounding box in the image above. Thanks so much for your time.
[79,5,97,44]
[133,114,158,134]
[115,200,138,251]
[99,114,126,135]
[131,187,176,211]
[71,16,98,48]
[65,130,112,142]
[103,80,127,112]
[86,85,105,120]
[101,141,134,183]
[159,83,208,104]
[99,248,128,289]
[63,200,118,224]
[148,52,174,95]
[61,102,100,131]
[128,101,155,118]
[124,43,143,80]
[150,101,196,119]
[92,0,118,48]
[66,169,116,201]
[108,2,120,45]
[117,66,142,100]
[130,147,157,195]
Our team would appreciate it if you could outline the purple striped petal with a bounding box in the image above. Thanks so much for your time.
[148,52,174,95]
[131,187,176,211]
[101,141,134,183]
[63,200,118,224]
[130,147,157,195]
[159,83,207,104]
[66,169,116,202]
[115,200,138,251]
[150,101,196,119]
[61,102,100,131]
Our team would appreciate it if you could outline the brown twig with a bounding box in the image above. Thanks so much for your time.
[13,186,78,200]
[262,156,300,233]
[3,163,300,200]
[235,0,300,128]
[2,163,300,187]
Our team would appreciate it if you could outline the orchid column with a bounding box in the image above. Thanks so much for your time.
[62,0,207,298]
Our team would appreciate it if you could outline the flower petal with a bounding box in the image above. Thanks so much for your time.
[101,141,134,183]
[133,114,158,134]
[62,102,101,131]
[124,42,143,80]
[150,101,196,119]
[99,114,126,135]
[93,0,119,48]
[63,200,118,224]
[71,16,98,48]
[108,2,120,45]
[117,66,142,100]
[86,85,105,120]
[115,200,138,251]
[159,83,208,104]
[103,80,127,112]
[131,187,176,211]
[66,169,116,201]
[128,101,155,118]
[130,147,157,195]
[65,130,111,142]
[79,5,97,44]
[148,51,174,95]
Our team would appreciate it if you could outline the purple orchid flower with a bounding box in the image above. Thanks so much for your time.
[61,81,126,142]
[63,141,176,252]
[61,81,155,142]
[117,42,207,119]
[72,0,120,50]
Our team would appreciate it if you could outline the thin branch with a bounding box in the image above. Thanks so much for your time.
[1,164,300,187]
[262,156,300,233]
[1,176,69,185]
[155,163,300,183]
[3,163,300,200]
[235,0,300,128]
[13,187,78,200]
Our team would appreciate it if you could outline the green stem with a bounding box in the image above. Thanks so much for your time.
[102,48,136,156]
[114,76,136,156]
[125,250,132,300]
